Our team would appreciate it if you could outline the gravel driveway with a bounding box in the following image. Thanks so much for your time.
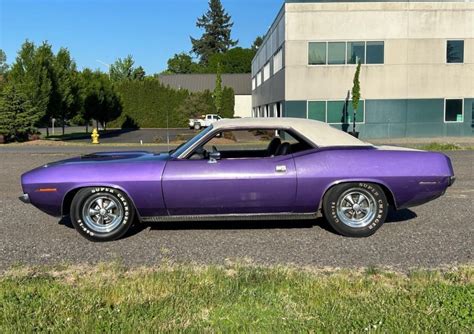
[0,146,472,271]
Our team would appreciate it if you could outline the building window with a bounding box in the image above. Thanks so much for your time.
[347,41,365,64]
[263,62,271,82]
[308,101,326,122]
[256,71,262,87]
[308,42,326,65]
[252,77,256,91]
[326,100,365,124]
[366,41,384,64]
[273,48,283,74]
[447,40,464,63]
[328,42,346,65]
[445,99,464,122]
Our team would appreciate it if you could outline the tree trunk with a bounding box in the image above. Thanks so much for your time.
[45,126,49,137]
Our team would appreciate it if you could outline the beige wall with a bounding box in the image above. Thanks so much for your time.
[283,1,474,101]
[234,95,252,118]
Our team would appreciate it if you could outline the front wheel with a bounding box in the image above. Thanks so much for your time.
[322,183,388,237]
[70,187,135,242]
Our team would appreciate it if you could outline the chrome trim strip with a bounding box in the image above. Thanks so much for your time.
[141,212,319,223]
[419,181,438,185]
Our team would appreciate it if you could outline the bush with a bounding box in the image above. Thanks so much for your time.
[109,79,235,129]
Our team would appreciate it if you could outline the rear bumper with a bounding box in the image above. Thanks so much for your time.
[19,193,30,204]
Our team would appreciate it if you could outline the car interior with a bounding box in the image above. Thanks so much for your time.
[188,128,314,160]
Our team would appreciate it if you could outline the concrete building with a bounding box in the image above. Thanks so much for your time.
[251,0,474,138]
[158,74,252,118]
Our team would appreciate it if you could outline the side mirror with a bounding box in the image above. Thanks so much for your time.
[208,151,221,163]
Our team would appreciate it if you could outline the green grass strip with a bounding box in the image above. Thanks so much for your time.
[1,264,472,332]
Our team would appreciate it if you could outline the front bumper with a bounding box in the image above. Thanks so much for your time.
[448,176,456,187]
[19,193,30,204]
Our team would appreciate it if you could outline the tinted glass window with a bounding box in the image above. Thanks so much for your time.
[327,101,347,123]
[346,101,365,123]
[328,42,346,65]
[366,41,384,64]
[308,101,326,122]
[445,99,463,122]
[347,41,365,64]
[309,42,326,65]
[447,40,464,63]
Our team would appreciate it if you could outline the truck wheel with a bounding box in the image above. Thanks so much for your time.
[70,187,135,242]
[322,182,388,237]
[194,123,201,130]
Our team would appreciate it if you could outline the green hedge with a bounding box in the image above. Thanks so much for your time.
[109,79,235,129]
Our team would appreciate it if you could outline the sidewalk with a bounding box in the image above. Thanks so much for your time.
[367,136,474,148]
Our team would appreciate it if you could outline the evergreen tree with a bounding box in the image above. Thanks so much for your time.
[0,49,8,75]
[54,48,81,134]
[132,66,146,81]
[213,63,223,114]
[191,0,238,64]
[8,41,53,134]
[251,36,264,51]
[0,85,40,142]
[351,60,361,133]
[110,55,135,81]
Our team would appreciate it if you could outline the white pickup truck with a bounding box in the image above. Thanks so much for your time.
[188,114,222,130]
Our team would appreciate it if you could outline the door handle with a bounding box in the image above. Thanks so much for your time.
[275,165,287,173]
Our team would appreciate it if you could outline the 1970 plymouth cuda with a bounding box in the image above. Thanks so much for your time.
[20,118,455,241]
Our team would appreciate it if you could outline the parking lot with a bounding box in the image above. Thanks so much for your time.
[0,145,472,271]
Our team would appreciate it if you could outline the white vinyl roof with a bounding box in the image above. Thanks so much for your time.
[214,118,372,147]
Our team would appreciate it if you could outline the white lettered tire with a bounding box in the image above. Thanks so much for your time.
[323,182,388,237]
[70,187,135,242]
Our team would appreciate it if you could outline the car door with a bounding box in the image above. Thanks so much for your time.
[161,155,297,216]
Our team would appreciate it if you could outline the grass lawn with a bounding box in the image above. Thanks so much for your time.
[1,264,472,332]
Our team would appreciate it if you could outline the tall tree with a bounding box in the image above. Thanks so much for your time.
[213,63,223,114]
[8,41,53,135]
[351,60,361,134]
[132,66,146,81]
[0,85,40,142]
[166,53,202,74]
[110,55,135,81]
[207,47,255,73]
[80,70,122,130]
[0,49,8,76]
[191,0,238,64]
[54,48,80,134]
[251,36,264,51]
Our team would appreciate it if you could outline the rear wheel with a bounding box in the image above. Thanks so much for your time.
[194,123,201,130]
[323,183,388,237]
[70,187,135,242]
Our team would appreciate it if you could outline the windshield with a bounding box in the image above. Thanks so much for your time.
[170,126,214,158]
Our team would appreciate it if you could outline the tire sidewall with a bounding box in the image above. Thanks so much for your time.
[323,182,388,237]
[70,187,134,242]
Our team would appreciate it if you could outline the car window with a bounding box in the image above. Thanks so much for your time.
[187,128,314,160]
[204,129,274,152]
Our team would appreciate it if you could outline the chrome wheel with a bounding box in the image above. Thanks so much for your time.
[336,189,376,228]
[81,194,124,233]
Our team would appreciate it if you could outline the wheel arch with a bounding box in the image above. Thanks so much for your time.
[319,179,397,211]
[61,184,141,219]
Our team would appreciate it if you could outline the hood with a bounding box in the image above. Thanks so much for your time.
[43,151,170,168]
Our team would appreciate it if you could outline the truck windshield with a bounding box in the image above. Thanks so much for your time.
[170,126,213,158]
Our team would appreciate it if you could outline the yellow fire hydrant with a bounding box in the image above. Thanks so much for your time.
[91,128,100,144]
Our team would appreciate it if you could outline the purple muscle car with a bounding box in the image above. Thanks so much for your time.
[20,118,455,241]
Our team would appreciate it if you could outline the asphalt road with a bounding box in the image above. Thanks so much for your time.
[0,147,472,271]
